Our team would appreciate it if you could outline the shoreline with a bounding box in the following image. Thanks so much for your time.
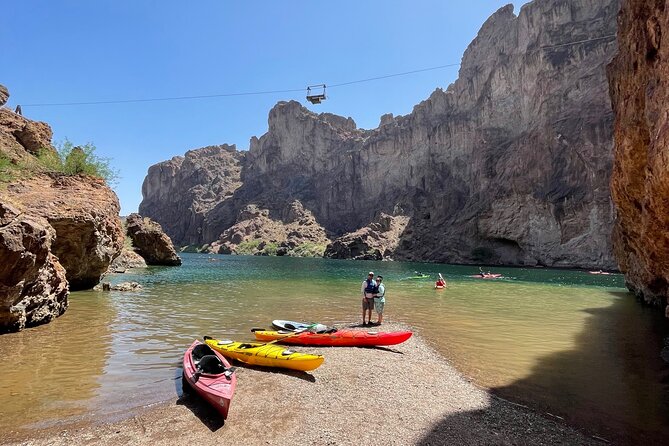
[5,323,603,446]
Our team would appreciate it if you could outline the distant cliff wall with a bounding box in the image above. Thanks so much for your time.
[140,0,620,268]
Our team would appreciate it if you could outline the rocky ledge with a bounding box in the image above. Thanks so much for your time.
[325,214,409,260]
[209,200,330,257]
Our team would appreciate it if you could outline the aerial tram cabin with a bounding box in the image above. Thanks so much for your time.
[306,84,326,104]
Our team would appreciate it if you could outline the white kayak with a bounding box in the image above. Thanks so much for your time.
[272,319,329,332]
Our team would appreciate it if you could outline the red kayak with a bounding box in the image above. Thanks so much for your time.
[469,273,503,279]
[182,340,237,419]
[253,328,412,347]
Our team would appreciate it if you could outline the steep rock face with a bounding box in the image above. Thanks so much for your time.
[141,0,619,268]
[607,0,669,308]
[0,202,68,332]
[325,214,410,260]
[210,201,330,256]
[139,145,243,246]
[3,175,124,290]
[126,213,181,265]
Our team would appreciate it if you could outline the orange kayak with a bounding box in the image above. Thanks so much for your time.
[253,328,412,347]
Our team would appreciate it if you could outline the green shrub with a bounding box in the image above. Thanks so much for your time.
[260,242,279,256]
[289,242,327,258]
[38,140,119,185]
[235,239,261,255]
[0,154,15,183]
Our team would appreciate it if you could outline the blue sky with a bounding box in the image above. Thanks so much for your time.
[3,1,529,215]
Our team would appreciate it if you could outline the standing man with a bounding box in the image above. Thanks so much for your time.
[361,271,377,326]
[374,275,385,325]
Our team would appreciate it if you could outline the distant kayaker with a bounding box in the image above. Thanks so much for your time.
[361,271,378,326]
[479,267,486,277]
[374,275,385,325]
[435,273,446,288]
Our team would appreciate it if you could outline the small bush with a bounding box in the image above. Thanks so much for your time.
[260,242,279,256]
[38,140,119,185]
[235,239,261,255]
[289,242,327,258]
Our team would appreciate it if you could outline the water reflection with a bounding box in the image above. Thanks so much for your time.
[0,291,114,430]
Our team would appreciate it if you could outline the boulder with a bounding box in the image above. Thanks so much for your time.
[126,213,181,265]
[3,175,124,290]
[108,248,147,272]
[0,202,68,332]
[0,84,8,107]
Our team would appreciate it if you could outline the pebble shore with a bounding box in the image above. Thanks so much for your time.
[7,323,603,445]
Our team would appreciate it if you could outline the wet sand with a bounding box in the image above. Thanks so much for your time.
[5,323,603,445]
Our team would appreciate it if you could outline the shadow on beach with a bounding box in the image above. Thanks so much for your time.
[416,292,669,446]
[175,372,226,432]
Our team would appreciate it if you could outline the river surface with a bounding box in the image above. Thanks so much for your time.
[1,254,668,443]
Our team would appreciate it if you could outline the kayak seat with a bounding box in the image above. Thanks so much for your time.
[198,355,228,374]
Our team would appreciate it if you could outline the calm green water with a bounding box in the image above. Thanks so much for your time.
[1,254,668,443]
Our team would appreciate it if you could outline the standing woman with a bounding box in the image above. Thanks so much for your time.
[374,275,385,325]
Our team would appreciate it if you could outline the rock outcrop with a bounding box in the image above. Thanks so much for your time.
[0,84,8,107]
[140,0,620,268]
[210,201,330,257]
[3,175,124,290]
[126,213,181,265]
[0,85,124,331]
[607,0,669,309]
[325,214,410,260]
[108,249,147,272]
[0,202,68,332]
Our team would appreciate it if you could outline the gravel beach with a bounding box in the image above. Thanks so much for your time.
[6,323,603,446]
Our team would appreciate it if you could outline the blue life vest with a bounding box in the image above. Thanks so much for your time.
[364,278,378,294]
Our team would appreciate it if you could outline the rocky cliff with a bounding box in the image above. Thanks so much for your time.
[0,85,124,331]
[140,0,620,268]
[607,0,669,310]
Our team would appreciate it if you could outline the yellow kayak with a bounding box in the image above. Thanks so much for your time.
[203,336,324,372]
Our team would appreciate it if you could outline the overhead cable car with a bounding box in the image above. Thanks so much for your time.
[306,84,326,104]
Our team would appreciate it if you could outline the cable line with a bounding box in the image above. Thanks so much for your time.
[20,33,618,108]
[21,63,461,108]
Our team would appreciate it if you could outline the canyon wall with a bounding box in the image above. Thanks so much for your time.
[608,0,669,308]
[141,0,620,268]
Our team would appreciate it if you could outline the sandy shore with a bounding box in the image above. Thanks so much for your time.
[6,323,603,446]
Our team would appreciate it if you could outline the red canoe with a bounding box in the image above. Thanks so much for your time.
[182,340,237,419]
[253,329,413,347]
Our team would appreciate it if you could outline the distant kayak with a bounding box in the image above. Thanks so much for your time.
[182,340,236,419]
[403,274,430,280]
[254,329,413,347]
[470,273,503,279]
[588,271,613,275]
